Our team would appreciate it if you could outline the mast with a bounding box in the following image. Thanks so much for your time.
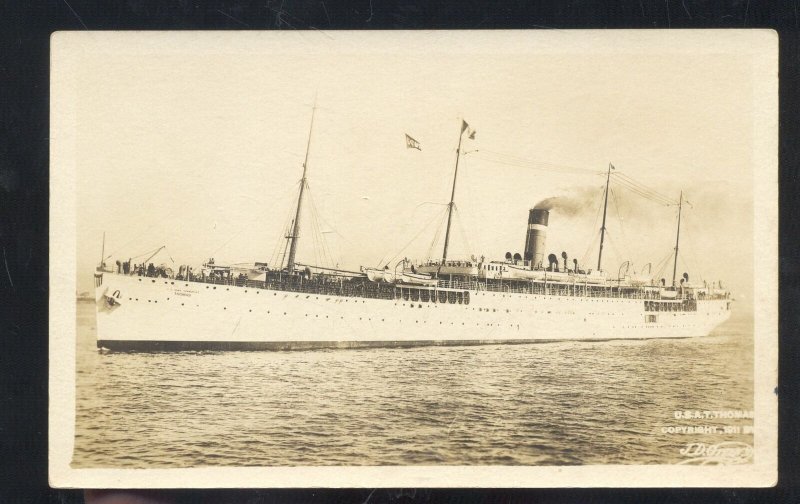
[672,191,683,287]
[440,121,467,268]
[597,163,613,271]
[285,102,317,272]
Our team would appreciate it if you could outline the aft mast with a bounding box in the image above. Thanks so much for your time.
[285,102,317,272]
[671,191,683,286]
[597,163,613,271]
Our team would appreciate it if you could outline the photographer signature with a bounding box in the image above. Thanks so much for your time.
[677,442,753,465]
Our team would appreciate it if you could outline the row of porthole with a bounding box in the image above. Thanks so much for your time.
[132,298,520,328]
[126,297,690,330]
[130,295,684,323]
[131,296,585,320]
[129,296,657,320]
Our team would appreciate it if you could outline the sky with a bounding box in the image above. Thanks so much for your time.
[69,32,762,307]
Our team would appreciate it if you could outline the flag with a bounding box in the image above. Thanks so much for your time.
[462,119,476,140]
[405,133,421,150]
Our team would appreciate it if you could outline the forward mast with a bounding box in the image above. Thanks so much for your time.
[284,102,317,272]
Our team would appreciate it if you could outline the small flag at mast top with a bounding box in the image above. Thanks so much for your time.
[462,119,476,140]
[405,133,421,150]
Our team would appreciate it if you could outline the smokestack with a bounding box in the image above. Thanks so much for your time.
[524,208,549,269]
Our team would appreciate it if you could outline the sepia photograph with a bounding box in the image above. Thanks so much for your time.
[49,30,777,487]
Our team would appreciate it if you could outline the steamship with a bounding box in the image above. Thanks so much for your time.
[93,113,732,351]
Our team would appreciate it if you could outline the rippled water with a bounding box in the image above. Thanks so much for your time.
[73,301,753,467]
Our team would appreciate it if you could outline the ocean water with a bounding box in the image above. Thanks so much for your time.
[73,301,754,467]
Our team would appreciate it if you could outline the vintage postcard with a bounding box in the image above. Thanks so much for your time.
[49,30,777,488]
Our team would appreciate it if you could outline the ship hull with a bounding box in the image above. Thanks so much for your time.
[95,273,732,351]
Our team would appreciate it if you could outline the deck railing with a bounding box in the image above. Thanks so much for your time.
[126,269,729,303]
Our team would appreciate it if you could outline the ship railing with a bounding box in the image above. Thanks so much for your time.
[179,270,715,303]
[434,277,686,301]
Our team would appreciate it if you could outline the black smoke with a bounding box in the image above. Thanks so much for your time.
[533,186,603,217]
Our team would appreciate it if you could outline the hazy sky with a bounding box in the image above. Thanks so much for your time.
[69,32,763,305]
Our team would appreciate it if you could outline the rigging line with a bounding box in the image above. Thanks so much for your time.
[273,206,296,269]
[611,173,677,205]
[611,176,675,206]
[677,251,691,278]
[306,189,324,267]
[603,230,622,271]
[310,193,330,268]
[458,163,480,254]
[270,192,300,267]
[373,201,449,268]
[581,229,601,267]
[306,204,318,267]
[104,223,161,259]
[613,183,674,207]
[581,186,606,265]
[382,206,448,268]
[609,186,627,243]
[270,194,294,266]
[474,148,677,207]
[425,206,450,263]
[210,227,247,257]
[613,171,672,196]
[654,254,672,275]
[652,250,674,279]
[474,150,606,175]
[472,154,605,176]
[676,215,698,268]
[317,202,340,268]
[128,245,166,261]
[454,206,474,258]
[309,195,349,257]
[425,208,449,263]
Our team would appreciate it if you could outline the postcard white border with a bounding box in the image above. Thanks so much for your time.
[49,30,778,488]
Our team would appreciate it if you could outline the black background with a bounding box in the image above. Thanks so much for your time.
[1,1,798,503]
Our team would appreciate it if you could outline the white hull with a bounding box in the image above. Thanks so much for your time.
[94,273,732,351]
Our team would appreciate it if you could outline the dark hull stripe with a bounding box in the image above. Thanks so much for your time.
[97,337,692,352]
